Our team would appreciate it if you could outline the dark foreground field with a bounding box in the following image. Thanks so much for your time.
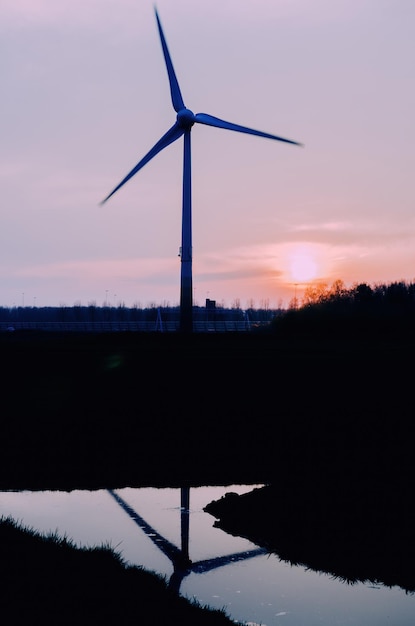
[2,329,413,490]
[1,329,414,621]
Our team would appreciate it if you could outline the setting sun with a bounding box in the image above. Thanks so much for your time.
[289,248,318,283]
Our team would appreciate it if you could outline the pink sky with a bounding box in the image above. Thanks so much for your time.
[1,0,414,309]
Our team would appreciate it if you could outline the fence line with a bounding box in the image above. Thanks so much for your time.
[0,320,262,333]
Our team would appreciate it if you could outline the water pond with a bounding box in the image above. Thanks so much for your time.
[1,485,414,626]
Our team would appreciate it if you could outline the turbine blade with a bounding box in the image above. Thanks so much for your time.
[155,8,185,112]
[100,123,184,204]
[195,112,303,146]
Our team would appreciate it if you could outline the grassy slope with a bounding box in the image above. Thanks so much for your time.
[0,516,240,626]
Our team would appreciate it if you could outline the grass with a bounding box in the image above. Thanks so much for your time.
[0,515,241,626]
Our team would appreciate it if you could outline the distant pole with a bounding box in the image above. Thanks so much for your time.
[22,292,24,307]
[156,307,164,332]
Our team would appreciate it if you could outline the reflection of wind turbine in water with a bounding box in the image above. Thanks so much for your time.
[100,7,302,333]
[107,488,266,594]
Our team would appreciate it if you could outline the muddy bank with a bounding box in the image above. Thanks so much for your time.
[205,474,415,594]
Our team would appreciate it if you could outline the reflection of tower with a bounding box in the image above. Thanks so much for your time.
[180,487,190,564]
[107,488,266,594]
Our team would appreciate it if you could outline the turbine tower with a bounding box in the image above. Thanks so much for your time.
[101,7,302,333]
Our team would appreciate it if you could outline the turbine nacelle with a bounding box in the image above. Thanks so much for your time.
[177,108,195,129]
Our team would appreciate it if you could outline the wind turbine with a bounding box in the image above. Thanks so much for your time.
[101,7,302,333]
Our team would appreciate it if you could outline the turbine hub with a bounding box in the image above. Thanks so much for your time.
[177,108,195,129]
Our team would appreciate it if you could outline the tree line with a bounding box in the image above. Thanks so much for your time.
[272,279,415,337]
[2,279,414,334]
[0,301,280,325]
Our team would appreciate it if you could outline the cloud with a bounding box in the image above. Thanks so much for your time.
[286,219,415,248]
[6,257,177,281]
[196,266,279,284]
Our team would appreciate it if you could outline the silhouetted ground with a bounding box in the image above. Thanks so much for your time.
[0,516,240,626]
[1,329,413,490]
[205,477,415,594]
[1,329,414,615]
